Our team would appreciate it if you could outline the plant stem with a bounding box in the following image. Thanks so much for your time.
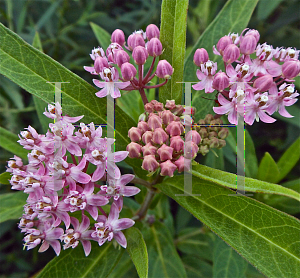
[98,206,108,218]
[133,189,156,221]
[139,87,149,105]
[132,176,152,189]
[70,154,77,165]
[144,79,168,89]
[143,56,156,83]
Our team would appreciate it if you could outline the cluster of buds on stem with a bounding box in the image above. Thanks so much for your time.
[84,24,173,104]
[192,29,299,125]
[6,102,140,256]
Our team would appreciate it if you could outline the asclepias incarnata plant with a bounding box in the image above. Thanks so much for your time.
[0,1,300,278]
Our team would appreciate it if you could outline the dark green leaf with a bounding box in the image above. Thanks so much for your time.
[159,0,189,104]
[0,192,27,223]
[182,255,213,278]
[90,22,111,50]
[37,242,124,278]
[125,227,148,278]
[257,0,284,21]
[257,152,280,183]
[108,252,137,278]
[156,174,300,278]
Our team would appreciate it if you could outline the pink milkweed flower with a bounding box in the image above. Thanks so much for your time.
[192,61,217,93]
[64,182,109,220]
[92,203,135,248]
[244,92,276,125]
[213,94,238,125]
[75,123,104,151]
[60,215,94,256]
[89,47,105,60]
[93,67,130,98]
[23,219,64,256]
[266,83,299,118]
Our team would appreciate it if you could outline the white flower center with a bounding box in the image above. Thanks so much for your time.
[236,89,244,97]
[264,46,271,53]
[92,150,100,157]
[206,61,212,68]
[288,49,295,55]
[104,68,111,74]
[286,86,294,93]
[106,186,115,195]
[261,95,268,102]
[242,64,249,71]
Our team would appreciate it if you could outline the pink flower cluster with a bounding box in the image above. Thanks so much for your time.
[84,24,173,99]
[192,29,300,125]
[6,102,140,256]
[127,100,205,177]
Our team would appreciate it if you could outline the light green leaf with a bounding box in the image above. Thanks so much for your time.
[159,0,189,104]
[37,242,124,278]
[0,22,147,179]
[32,31,43,52]
[143,221,187,278]
[184,0,258,116]
[182,255,213,278]
[276,137,300,182]
[90,22,111,50]
[156,174,300,278]
[125,227,148,278]
[0,126,28,160]
[0,192,27,223]
[0,172,11,185]
[213,236,248,278]
[257,0,284,21]
[191,162,300,202]
[257,152,280,183]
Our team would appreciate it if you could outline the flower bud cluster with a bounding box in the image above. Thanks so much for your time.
[195,114,229,156]
[127,100,207,177]
[192,28,299,125]
[6,102,140,256]
[84,24,173,99]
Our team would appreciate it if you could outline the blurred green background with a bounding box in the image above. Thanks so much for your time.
[0,0,299,277]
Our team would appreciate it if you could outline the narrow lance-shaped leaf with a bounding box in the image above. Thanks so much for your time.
[159,0,189,104]
[257,152,280,183]
[125,227,148,278]
[155,174,300,278]
[0,22,148,179]
[37,242,124,278]
[90,22,111,50]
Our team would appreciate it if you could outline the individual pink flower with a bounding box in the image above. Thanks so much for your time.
[92,203,135,248]
[213,94,238,125]
[60,215,94,256]
[192,61,217,93]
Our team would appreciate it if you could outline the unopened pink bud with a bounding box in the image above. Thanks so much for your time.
[282,60,300,79]
[126,142,142,158]
[128,127,142,142]
[94,57,109,73]
[245,29,260,43]
[186,130,201,145]
[160,160,177,177]
[111,29,125,46]
[147,38,162,57]
[142,155,159,172]
[114,50,130,67]
[170,136,184,152]
[172,105,184,116]
[154,102,164,111]
[132,46,149,65]
[184,141,199,159]
[161,110,175,125]
[137,121,150,133]
[193,48,209,66]
[127,34,145,51]
[253,74,274,92]
[152,128,168,145]
[142,143,157,156]
[240,35,257,55]
[174,156,191,172]
[157,144,173,161]
[223,44,240,63]
[121,62,137,81]
[156,60,173,79]
[166,121,184,136]
[217,36,232,55]
[148,114,162,130]
[212,72,229,91]
[146,24,160,40]
[165,100,176,110]
[144,103,154,113]
[142,131,153,144]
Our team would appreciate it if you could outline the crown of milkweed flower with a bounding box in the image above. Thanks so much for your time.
[84,24,172,99]
[192,28,299,125]
[6,102,140,256]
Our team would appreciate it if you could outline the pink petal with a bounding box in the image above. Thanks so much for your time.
[71,169,91,184]
[226,64,236,78]
[113,151,129,162]
[228,110,238,125]
[111,87,121,98]
[84,66,97,75]
[81,240,91,256]
[64,139,82,156]
[204,77,214,93]
[196,69,206,80]
[38,241,49,253]
[192,80,205,91]
[121,186,141,197]
[245,110,256,125]
[95,87,108,98]
[118,174,135,186]
[93,79,106,88]
[114,197,123,211]
[79,215,90,232]
[278,105,293,118]
[108,203,119,223]
[91,165,105,182]
[86,205,98,220]
[76,156,87,170]
[63,115,84,123]
[48,240,61,256]
[71,217,80,230]
[113,218,135,231]
[257,110,276,123]
[87,195,109,206]
[114,231,127,248]
[213,104,231,115]
[115,81,131,89]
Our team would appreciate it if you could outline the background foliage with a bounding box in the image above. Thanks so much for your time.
[0,0,299,277]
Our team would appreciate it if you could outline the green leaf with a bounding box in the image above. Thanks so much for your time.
[0,172,11,185]
[125,227,148,278]
[108,252,137,278]
[184,0,258,115]
[205,148,224,170]
[191,162,300,202]
[37,242,124,278]
[0,126,28,160]
[90,22,111,50]
[32,31,43,52]
[276,137,300,183]
[156,174,300,278]
[257,0,284,21]
[213,236,248,278]
[0,192,27,223]
[159,0,189,104]
[182,255,213,278]
[257,152,280,183]
[143,221,187,278]
[0,22,146,179]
